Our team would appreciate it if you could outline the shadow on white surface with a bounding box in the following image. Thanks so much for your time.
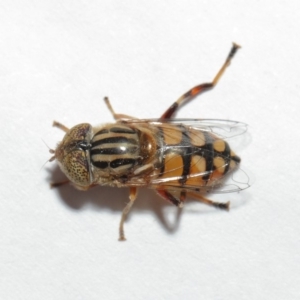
[44,164,251,235]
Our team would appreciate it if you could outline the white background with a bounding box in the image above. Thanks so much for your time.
[1,1,299,299]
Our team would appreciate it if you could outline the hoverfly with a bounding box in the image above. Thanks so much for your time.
[49,43,250,241]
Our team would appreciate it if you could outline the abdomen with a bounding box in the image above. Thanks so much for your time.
[155,123,240,187]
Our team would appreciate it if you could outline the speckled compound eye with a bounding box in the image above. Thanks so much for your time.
[55,123,92,187]
[61,149,91,186]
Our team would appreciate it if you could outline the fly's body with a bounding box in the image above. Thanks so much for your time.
[88,122,240,197]
[50,43,250,240]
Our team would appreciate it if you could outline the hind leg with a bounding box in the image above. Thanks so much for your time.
[160,43,241,120]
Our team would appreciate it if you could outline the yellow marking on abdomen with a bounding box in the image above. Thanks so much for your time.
[160,124,183,145]
[213,139,226,152]
[161,153,183,181]
[210,156,227,181]
[213,156,226,173]
[189,129,205,147]
[185,155,206,186]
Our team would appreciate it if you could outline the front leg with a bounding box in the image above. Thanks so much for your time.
[104,97,137,121]
[53,121,69,132]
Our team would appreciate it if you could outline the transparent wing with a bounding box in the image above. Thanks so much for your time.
[153,169,250,194]
[124,166,252,194]
[192,166,252,193]
[149,167,252,194]
[121,118,248,141]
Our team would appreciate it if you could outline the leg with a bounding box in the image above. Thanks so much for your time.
[50,180,70,188]
[188,191,230,211]
[104,97,137,121]
[50,121,69,161]
[51,181,98,191]
[119,187,138,241]
[53,121,69,133]
[160,43,241,120]
[156,188,187,208]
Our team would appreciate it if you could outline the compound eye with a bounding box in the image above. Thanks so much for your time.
[55,123,93,187]
[62,150,90,186]
[63,123,92,143]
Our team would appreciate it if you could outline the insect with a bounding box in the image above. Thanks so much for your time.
[49,43,250,241]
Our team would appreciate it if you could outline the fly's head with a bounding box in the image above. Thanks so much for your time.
[50,123,93,187]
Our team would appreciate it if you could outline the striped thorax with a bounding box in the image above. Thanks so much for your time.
[90,124,141,175]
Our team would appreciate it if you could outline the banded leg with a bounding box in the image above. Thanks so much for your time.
[160,43,241,120]
[187,191,230,211]
[156,188,187,208]
[104,97,137,121]
[157,188,229,211]
[119,187,138,241]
